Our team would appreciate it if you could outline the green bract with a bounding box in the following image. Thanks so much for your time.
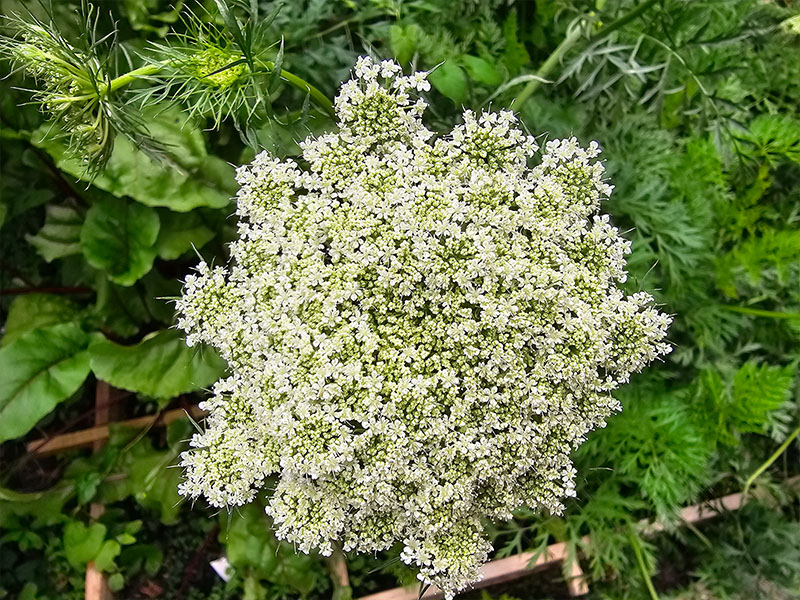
[176,57,671,595]
[2,16,115,168]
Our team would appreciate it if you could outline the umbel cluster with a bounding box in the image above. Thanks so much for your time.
[176,57,671,596]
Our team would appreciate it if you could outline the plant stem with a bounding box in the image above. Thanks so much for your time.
[102,60,335,117]
[511,0,660,108]
[105,63,164,95]
[592,0,661,43]
[721,304,800,320]
[511,24,583,109]
[629,527,659,600]
[325,544,352,600]
[265,61,335,118]
[744,422,800,495]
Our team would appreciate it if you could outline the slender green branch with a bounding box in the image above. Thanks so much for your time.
[629,527,659,600]
[47,93,98,104]
[721,305,800,320]
[104,63,164,95]
[511,23,582,109]
[593,0,661,43]
[102,59,334,117]
[744,422,800,495]
[265,61,335,118]
[511,0,660,108]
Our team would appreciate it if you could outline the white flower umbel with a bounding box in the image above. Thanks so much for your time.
[176,56,672,597]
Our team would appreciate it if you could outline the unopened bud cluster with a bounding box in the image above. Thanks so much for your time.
[177,57,671,596]
[4,21,110,164]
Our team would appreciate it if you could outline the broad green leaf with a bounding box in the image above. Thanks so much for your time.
[0,484,74,528]
[75,471,103,505]
[122,519,143,537]
[121,0,181,35]
[63,521,106,568]
[96,421,188,522]
[225,503,278,572]
[166,418,193,447]
[141,105,208,170]
[81,195,160,286]
[2,294,81,347]
[108,573,125,592]
[245,113,330,158]
[0,323,91,443]
[94,540,121,572]
[18,583,37,600]
[155,209,215,260]
[32,108,235,212]
[116,543,163,577]
[3,529,44,551]
[116,533,136,545]
[390,23,420,65]
[461,55,502,87]
[26,204,83,262]
[1,139,54,223]
[128,440,184,524]
[141,270,181,325]
[428,61,468,105]
[224,503,322,594]
[92,274,150,337]
[89,329,226,399]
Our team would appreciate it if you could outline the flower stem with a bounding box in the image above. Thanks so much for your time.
[325,544,352,600]
[511,0,660,108]
[744,422,800,496]
[721,304,800,320]
[511,23,583,109]
[102,60,335,118]
[629,527,659,600]
[265,61,335,118]
[104,63,164,96]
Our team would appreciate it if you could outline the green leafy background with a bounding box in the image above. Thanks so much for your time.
[2,1,800,599]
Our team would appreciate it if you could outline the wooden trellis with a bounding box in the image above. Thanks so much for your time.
[23,399,796,600]
[24,386,205,600]
[358,485,784,600]
[84,382,117,600]
[27,405,206,456]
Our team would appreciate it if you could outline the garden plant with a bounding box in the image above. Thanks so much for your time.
[1,1,800,600]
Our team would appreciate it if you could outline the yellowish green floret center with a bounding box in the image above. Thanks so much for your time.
[190,46,245,89]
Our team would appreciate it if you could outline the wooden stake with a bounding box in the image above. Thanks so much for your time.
[565,558,589,597]
[85,382,117,600]
[357,479,800,600]
[27,406,206,456]
[359,541,577,600]
[325,544,353,600]
[19,382,800,600]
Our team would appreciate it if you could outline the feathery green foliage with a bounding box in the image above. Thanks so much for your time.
[1,0,799,598]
